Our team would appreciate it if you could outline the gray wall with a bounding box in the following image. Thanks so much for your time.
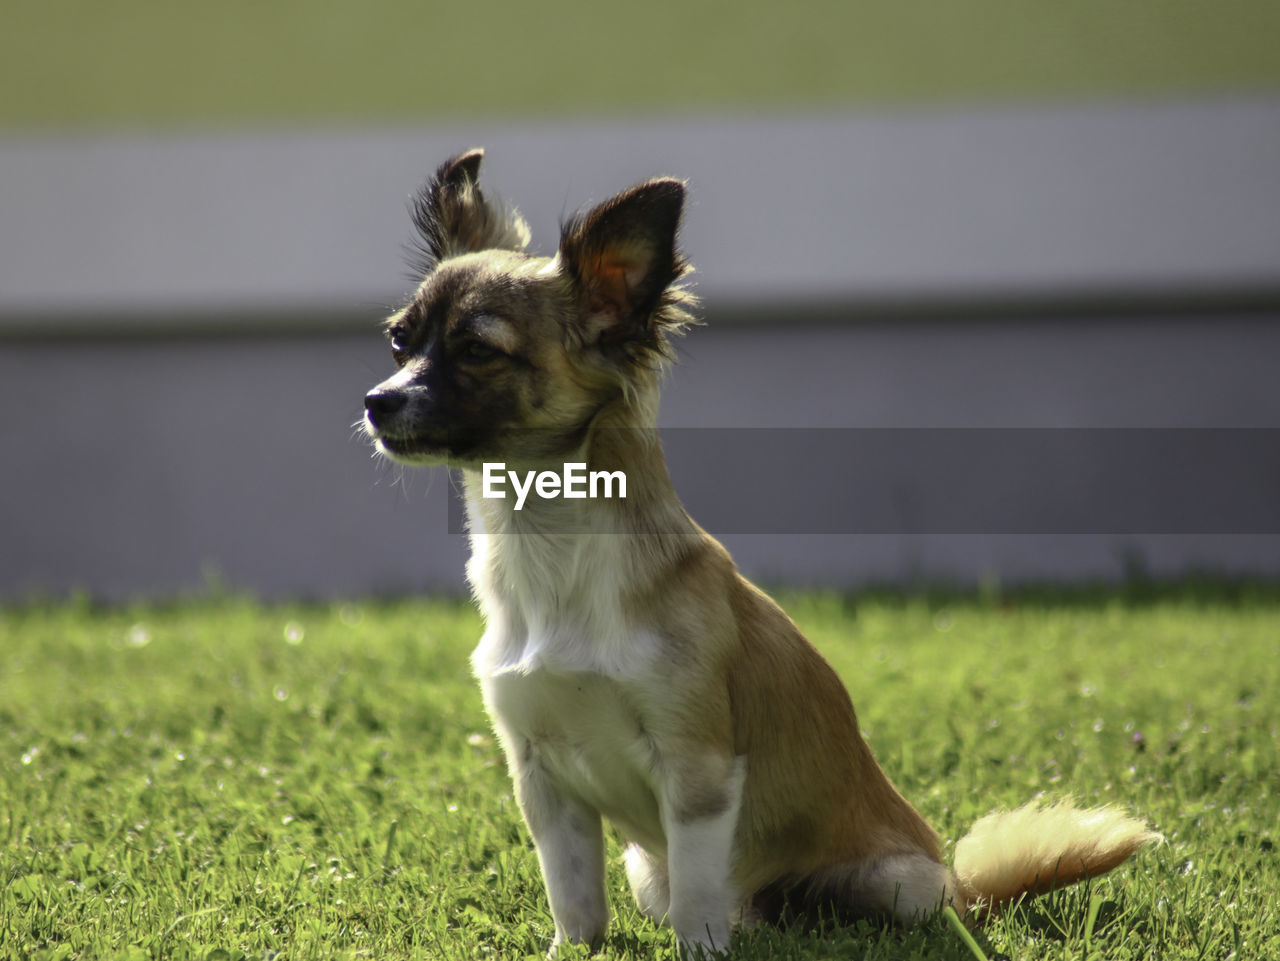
[6,97,1279,329]
[3,98,1279,599]
[3,315,1278,600]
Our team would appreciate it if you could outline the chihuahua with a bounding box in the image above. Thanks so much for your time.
[362,149,1157,956]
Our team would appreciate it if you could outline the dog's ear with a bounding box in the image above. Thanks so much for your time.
[558,178,689,359]
[408,149,531,272]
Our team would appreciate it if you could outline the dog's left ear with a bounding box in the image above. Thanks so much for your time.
[408,148,531,273]
[558,178,688,355]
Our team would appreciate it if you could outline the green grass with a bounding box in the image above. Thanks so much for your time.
[2,586,1277,959]
[3,1,1280,132]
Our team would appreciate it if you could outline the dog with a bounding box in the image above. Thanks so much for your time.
[362,149,1158,956]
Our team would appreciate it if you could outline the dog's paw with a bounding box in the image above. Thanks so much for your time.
[547,921,607,959]
[676,921,733,959]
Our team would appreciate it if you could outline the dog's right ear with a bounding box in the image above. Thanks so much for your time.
[408,149,531,273]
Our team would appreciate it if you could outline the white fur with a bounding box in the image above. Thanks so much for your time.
[514,756,610,949]
[470,533,638,673]
[857,853,955,922]
[478,656,668,853]
[662,756,747,953]
[624,843,671,921]
[467,471,746,955]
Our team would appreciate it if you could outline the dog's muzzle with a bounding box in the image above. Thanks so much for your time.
[363,387,407,432]
[363,386,454,462]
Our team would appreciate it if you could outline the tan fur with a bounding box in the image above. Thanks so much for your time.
[362,150,1159,955]
[954,801,1162,913]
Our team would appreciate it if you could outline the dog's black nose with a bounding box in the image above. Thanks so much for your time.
[364,388,407,425]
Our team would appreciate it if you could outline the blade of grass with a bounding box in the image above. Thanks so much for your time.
[1083,891,1103,952]
[944,905,990,961]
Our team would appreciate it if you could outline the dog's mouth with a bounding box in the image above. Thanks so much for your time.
[372,433,451,465]
[366,415,587,469]
[368,421,493,467]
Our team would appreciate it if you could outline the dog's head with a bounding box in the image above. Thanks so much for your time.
[362,149,695,469]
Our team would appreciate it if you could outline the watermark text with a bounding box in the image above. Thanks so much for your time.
[482,462,626,510]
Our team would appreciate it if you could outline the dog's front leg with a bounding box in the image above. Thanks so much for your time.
[512,740,610,953]
[662,755,747,957]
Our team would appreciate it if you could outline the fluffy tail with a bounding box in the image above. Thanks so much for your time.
[952,800,1160,915]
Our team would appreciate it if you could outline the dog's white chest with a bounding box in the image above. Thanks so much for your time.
[477,642,666,850]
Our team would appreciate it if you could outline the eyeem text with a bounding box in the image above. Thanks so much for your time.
[481,462,627,511]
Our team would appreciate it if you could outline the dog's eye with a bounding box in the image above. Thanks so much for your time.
[461,341,501,362]
[388,324,414,364]
[388,323,411,354]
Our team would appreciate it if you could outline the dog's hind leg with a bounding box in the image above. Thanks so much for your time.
[810,852,956,924]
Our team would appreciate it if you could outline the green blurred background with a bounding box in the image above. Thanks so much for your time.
[4,0,1279,132]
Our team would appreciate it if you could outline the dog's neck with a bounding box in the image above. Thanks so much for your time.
[461,388,698,627]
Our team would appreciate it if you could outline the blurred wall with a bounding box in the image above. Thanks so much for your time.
[3,3,1280,600]
[3,104,1279,599]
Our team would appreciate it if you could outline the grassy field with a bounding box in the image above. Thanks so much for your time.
[2,586,1277,959]
[3,1,1280,132]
